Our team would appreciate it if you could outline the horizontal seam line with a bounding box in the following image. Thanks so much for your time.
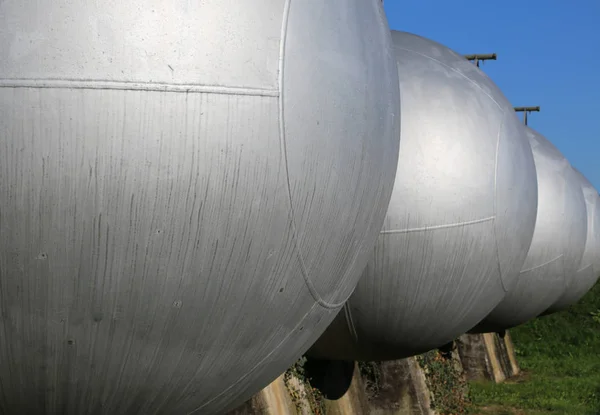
[380,215,496,234]
[0,78,280,96]
[577,263,593,273]
[521,254,563,273]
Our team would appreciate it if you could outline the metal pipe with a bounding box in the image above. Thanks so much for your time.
[514,106,541,126]
[464,53,497,67]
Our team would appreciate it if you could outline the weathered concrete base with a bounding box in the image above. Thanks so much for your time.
[456,331,520,383]
[228,332,519,414]
[365,358,435,415]
[228,356,437,415]
[226,374,293,415]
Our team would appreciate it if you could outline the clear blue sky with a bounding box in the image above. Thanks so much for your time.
[384,0,600,190]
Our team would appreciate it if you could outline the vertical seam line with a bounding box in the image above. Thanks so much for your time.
[277,0,345,310]
[493,114,507,292]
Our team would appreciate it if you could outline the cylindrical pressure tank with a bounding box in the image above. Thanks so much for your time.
[546,168,600,313]
[0,1,400,414]
[307,31,538,362]
[475,128,588,332]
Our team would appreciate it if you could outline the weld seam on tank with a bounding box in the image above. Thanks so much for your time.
[192,6,332,410]
[492,224,507,292]
[379,215,496,234]
[276,0,356,310]
[343,302,360,343]
[561,255,569,291]
[189,3,351,408]
[520,254,563,273]
[492,116,509,293]
[394,47,503,111]
[0,78,280,96]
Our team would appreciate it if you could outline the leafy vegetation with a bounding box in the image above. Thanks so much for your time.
[283,357,327,414]
[358,361,382,399]
[470,281,600,414]
[418,350,471,414]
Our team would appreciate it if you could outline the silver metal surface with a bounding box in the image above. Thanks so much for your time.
[478,128,588,331]
[308,31,538,362]
[0,1,400,413]
[547,168,600,312]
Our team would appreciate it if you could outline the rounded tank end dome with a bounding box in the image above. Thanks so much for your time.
[474,128,587,333]
[0,1,400,413]
[545,168,600,313]
[309,31,538,361]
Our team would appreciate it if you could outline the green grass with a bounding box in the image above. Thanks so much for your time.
[470,281,600,415]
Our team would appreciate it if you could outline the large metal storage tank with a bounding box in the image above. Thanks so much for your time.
[475,128,587,332]
[0,1,400,413]
[546,168,600,313]
[307,31,538,362]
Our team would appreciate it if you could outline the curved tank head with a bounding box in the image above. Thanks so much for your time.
[592,184,600,280]
[546,168,600,313]
[0,1,401,413]
[475,128,588,332]
[307,30,538,362]
[595,191,600,278]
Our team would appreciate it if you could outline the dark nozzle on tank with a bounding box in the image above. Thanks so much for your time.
[303,357,355,400]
